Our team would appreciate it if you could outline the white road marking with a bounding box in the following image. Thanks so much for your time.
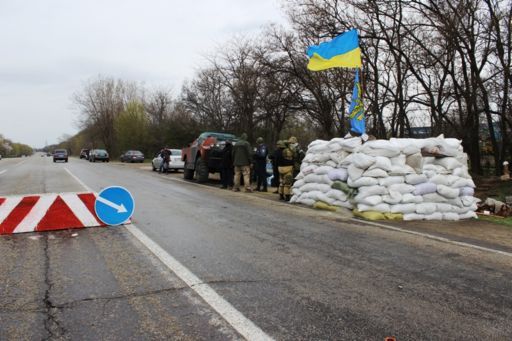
[0,170,6,176]
[14,193,57,233]
[0,196,23,225]
[127,224,274,341]
[65,167,274,341]
[64,167,93,191]
[60,193,100,226]
[350,218,512,258]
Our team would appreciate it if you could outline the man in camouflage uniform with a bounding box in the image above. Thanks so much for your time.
[277,141,295,201]
[288,136,305,179]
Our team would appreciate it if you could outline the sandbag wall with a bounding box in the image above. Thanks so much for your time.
[290,136,479,220]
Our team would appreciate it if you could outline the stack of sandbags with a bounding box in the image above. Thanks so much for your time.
[349,136,479,220]
[291,134,479,220]
[290,138,361,210]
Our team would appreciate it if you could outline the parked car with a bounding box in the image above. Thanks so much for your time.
[80,148,90,159]
[152,149,184,172]
[53,149,68,163]
[120,150,144,163]
[89,149,109,162]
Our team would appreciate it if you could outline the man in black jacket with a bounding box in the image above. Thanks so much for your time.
[253,137,268,192]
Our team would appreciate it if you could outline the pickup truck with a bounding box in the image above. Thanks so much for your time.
[181,132,237,182]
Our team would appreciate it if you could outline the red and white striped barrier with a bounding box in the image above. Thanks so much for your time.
[0,192,115,235]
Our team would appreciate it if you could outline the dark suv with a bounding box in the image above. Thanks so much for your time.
[89,149,109,162]
[80,148,89,159]
[53,149,68,163]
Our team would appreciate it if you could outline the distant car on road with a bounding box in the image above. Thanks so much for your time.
[53,149,68,163]
[89,149,109,162]
[152,149,184,172]
[120,150,144,163]
[80,148,89,160]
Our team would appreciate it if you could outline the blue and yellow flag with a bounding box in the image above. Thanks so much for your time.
[348,69,366,135]
[306,29,362,71]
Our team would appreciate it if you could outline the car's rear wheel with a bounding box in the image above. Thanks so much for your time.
[195,158,209,183]
[183,160,194,180]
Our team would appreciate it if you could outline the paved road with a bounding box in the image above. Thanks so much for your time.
[1,155,511,340]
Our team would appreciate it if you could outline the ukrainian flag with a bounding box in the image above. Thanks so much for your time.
[306,29,362,71]
[348,69,366,135]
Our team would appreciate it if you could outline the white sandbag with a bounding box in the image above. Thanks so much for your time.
[369,156,393,172]
[402,144,421,155]
[295,173,304,180]
[308,142,330,154]
[436,203,457,213]
[461,196,480,207]
[413,182,437,195]
[437,184,460,199]
[317,193,336,205]
[388,164,415,175]
[293,179,305,188]
[326,190,348,202]
[302,154,314,163]
[358,195,383,206]
[452,178,476,188]
[424,212,444,220]
[404,213,425,221]
[292,188,302,196]
[304,174,332,185]
[390,154,406,166]
[401,193,424,204]
[422,170,437,178]
[327,168,349,182]
[348,164,365,181]
[347,177,379,188]
[356,185,388,198]
[301,165,318,175]
[391,203,416,214]
[329,151,347,164]
[446,197,464,208]
[379,176,405,186]
[430,175,458,186]
[326,160,337,168]
[290,194,298,203]
[459,187,475,197]
[351,153,376,169]
[338,153,354,167]
[357,203,391,212]
[312,153,331,163]
[363,168,389,178]
[382,190,402,205]
[444,138,462,149]
[459,211,478,219]
[405,174,428,185]
[360,147,401,158]
[301,190,323,200]
[307,139,328,149]
[434,157,462,170]
[438,144,459,157]
[422,193,449,203]
[297,198,316,206]
[388,183,415,194]
[300,183,332,193]
[443,212,460,221]
[423,164,449,174]
[416,203,437,215]
[333,200,353,209]
[342,137,363,152]
[327,142,343,152]
[455,153,469,167]
[314,165,334,175]
[453,166,470,179]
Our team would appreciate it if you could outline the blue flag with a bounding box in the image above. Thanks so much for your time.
[348,69,365,135]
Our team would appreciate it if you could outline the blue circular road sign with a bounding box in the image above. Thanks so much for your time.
[94,186,134,225]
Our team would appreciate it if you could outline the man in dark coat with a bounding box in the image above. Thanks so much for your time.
[220,141,234,189]
[253,137,268,192]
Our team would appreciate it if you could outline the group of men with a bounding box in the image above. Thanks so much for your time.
[220,133,305,201]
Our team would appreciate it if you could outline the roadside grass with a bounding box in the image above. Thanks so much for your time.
[479,215,512,229]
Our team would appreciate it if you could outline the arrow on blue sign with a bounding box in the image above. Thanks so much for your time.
[94,186,134,225]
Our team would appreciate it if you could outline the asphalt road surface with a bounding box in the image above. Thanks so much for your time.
[1,155,511,340]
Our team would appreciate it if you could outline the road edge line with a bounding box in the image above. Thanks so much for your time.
[350,218,512,258]
[65,166,274,341]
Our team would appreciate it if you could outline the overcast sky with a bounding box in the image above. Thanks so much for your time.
[0,0,286,147]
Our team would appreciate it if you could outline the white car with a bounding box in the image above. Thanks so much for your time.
[152,149,184,172]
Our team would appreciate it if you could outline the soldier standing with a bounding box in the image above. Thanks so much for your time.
[232,133,252,192]
[288,136,305,180]
[277,141,295,201]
